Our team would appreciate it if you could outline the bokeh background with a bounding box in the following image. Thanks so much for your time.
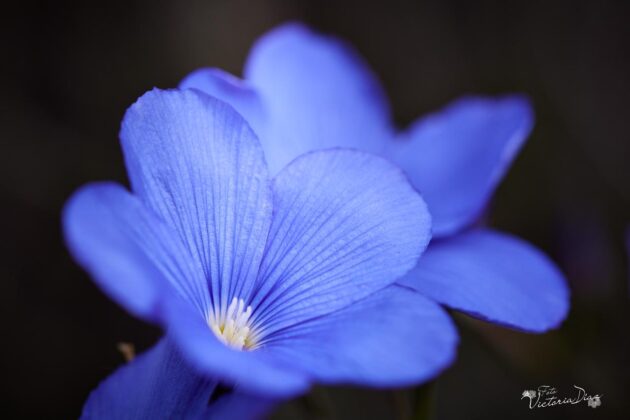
[3,0,629,418]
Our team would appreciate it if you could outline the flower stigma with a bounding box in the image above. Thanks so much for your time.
[208,297,255,351]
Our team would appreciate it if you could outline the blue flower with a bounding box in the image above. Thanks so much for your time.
[64,88,457,417]
[181,22,570,333]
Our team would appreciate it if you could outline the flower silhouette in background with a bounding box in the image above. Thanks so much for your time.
[587,396,602,408]
[521,390,537,400]
[182,22,569,334]
[64,89,456,418]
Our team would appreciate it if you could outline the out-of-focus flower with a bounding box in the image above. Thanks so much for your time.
[64,89,456,417]
[182,22,570,334]
[587,396,602,408]
[521,390,537,399]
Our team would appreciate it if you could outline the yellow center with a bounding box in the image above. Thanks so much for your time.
[208,297,255,350]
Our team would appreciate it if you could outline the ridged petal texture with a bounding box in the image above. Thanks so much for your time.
[182,23,534,236]
[120,89,273,316]
[63,182,208,321]
[261,285,458,387]
[250,150,431,341]
[65,88,437,398]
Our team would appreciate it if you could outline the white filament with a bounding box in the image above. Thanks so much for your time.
[208,297,254,351]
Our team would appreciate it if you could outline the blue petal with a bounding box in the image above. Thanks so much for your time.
[249,150,432,340]
[64,182,306,396]
[81,340,276,420]
[179,68,266,139]
[121,88,273,315]
[81,340,214,419]
[163,296,312,397]
[385,96,534,236]
[73,92,310,398]
[397,229,570,332]
[63,182,210,321]
[243,22,393,174]
[260,285,458,387]
[181,29,531,239]
[64,185,310,397]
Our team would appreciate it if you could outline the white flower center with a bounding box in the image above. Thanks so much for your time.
[208,297,254,351]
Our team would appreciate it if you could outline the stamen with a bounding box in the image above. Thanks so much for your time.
[208,297,255,351]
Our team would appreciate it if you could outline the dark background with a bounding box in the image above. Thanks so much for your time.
[3,0,629,418]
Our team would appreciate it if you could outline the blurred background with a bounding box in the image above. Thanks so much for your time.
[3,0,629,418]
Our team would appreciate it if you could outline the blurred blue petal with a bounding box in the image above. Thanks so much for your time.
[249,150,431,338]
[64,182,309,397]
[386,96,534,236]
[398,229,569,332]
[63,182,208,321]
[262,285,457,387]
[182,26,534,237]
[121,89,273,314]
[163,295,312,397]
[66,90,433,397]
[81,340,275,420]
[243,23,393,174]
[180,68,266,139]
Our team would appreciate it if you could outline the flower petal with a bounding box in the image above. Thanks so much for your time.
[162,293,312,397]
[262,285,458,387]
[244,22,393,174]
[249,150,431,340]
[64,183,307,397]
[81,340,214,419]
[397,229,570,332]
[179,67,266,139]
[120,88,273,314]
[385,96,534,237]
[81,340,276,420]
[63,182,210,321]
